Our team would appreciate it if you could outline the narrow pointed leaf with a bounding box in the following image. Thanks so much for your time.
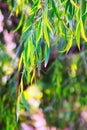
[44,44,50,67]
[76,21,81,50]
[80,19,87,42]
[14,14,24,32]
[44,25,50,48]
[18,53,23,71]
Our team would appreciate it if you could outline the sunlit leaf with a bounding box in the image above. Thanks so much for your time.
[70,0,79,9]
[31,69,35,84]
[18,53,23,71]
[20,78,23,94]
[71,63,77,77]
[80,19,87,42]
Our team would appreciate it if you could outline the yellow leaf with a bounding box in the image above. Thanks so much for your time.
[31,69,35,84]
[70,0,79,9]
[18,53,23,71]
[80,19,87,42]
[71,63,77,71]
[71,63,77,77]
[20,78,23,94]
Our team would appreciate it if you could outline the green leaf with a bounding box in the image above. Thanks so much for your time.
[65,0,70,13]
[76,21,81,50]
[82,11,87,25]
[29,0,41,15]
[21,93,29,111]
[61,0,68,5]
[77,9,80,21]
[82,0,86,15]
[14,13,24,32]
[36,20,42,45]
[46,20,53,35]
[23,15,34,32]
[70,0,79,9]
[44,44,50,67]
[21,26,32,41]
[20,77,23,94]
[56,66,62,98]
[16,95,21,122]
[36,45,42,75]
[29,37,35,63]
[24,39,28,65]
[82,0,86,24]
[56,79,61,98]
[66,36,72,53]
[52,0,60,20]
